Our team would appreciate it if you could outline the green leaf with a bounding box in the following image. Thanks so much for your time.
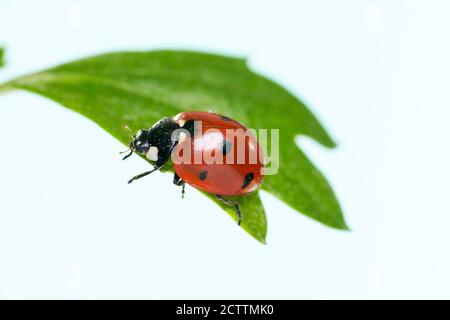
[0,50,348,243]
[206,192,267,244]
[0,48,5,68]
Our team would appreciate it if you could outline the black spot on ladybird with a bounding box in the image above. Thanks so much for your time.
[242,172,254,189]
[222,140,232,155]
[220,115,232,121]
[199,170,208,180]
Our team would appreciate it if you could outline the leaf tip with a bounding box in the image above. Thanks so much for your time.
[330,218,351,232]
[295,131,338,150]
[316,132,338,149]
[326,139,338,149]
[250,234,267,245]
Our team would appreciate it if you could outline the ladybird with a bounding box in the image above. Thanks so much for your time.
[121,111,265,225]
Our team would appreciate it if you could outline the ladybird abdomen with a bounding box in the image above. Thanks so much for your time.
[172,112,264,196]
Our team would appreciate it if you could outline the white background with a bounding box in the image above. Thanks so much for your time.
[0,0,449,299]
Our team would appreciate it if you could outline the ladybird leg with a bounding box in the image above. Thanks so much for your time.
[156,140,179,167]
[173,172,186,199]
[127,166,159,184]
[128,140,179,185]
[181,183,185,199]
[173,172,182,185]
[215,195,242,226]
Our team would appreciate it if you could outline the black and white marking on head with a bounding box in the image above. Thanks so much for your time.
[135,129,143,136]
[222,139,232,155]
[198,170,208,180]
[241,172,254,189]
[146,146,159,161]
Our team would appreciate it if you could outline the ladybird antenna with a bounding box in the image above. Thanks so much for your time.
[120,124,134,160]
[121,150,133,161]
[122,124,134,137]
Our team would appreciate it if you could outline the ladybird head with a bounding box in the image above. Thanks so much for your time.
[129,129,151,154]
[122,118,179,163]
[121,128,151,161]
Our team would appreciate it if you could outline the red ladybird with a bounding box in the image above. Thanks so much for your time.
[122,111,265,225]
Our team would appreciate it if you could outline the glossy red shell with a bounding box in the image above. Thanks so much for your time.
[172,111,264,196]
